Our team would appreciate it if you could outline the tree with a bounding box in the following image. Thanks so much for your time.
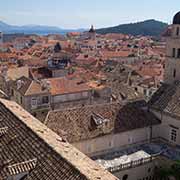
[154,161,180,180]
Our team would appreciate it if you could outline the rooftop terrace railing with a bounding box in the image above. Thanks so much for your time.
[107,154,159,173]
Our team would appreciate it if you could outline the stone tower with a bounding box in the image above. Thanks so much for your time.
[164,12,180,84]
[88,25,96,40]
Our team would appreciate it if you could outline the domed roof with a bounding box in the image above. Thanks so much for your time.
[173,11,180,24]
[89,25,95,33]
[54,42,62,53]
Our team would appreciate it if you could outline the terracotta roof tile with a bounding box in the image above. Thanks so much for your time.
[45,102,160,143]
[101,50,131,59]
[47,77,91,95]
[149,82,180,119]
[0,98,117,180]
[12,77,49,96]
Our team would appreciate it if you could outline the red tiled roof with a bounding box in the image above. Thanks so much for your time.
[46,77,92,95]
[101,50,131,59]
[45,102,160,143]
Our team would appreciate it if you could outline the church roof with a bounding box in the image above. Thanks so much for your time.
[173,11,180,25]
[54,42,62,53]
[89,25,95,33]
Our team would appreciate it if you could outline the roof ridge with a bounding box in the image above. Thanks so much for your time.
[44,110,51,125]
[48,102,120,114]
[24,80,33,96]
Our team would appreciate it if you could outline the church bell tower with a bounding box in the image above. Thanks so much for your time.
[164,12,180,84]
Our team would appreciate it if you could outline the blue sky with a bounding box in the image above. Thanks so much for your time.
[0,0,179,29]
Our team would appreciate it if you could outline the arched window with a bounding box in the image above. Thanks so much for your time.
[176,27,180,36]
[122,174,128,180]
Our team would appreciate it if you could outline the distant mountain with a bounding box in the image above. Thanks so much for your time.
[0,19,168,36]
[0,21,85,35]
[96,19,168,36]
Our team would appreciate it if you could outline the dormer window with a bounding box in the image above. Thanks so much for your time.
[91,113,110,128]
[16,80,24,90]
[7,158,37,180]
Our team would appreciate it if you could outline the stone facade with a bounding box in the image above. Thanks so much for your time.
[151,110,180,145]
[164,24,180,83]
[73,127,152,156]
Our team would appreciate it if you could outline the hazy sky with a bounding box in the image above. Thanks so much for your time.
[0,0,179,29]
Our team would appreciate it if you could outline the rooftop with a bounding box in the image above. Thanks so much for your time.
[149,82,180,119]
[100,50,132,59]
[0,98,117,180]
[6,66,29,81]
[12,76,49,96]
[46,77,92,95]
[45,102,160,143]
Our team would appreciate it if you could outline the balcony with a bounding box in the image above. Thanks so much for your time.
[107,154,158,173]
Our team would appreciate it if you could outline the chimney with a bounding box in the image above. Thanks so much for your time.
[41,80,51,91]
[17,80,23,90]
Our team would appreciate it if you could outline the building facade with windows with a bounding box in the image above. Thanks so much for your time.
[149,12,180,146]
[164,11,180,83]
[10,76,92,119]
[10,76,51,119]
[44,102,163,180]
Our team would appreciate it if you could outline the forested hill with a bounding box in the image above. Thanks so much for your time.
[96,19,168,36]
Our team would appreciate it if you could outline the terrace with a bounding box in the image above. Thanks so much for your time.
[92,138,180,173]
